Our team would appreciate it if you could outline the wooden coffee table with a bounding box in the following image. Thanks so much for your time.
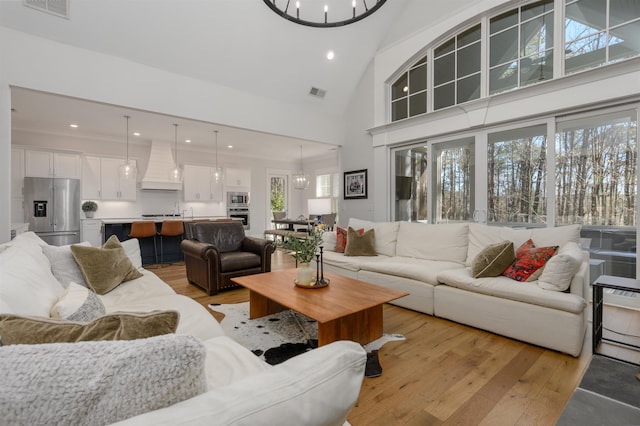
[231,269,408,346]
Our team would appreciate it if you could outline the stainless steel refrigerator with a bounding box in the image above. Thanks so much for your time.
[24,177,81,246]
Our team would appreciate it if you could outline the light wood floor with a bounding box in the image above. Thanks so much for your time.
[154,250,640,425]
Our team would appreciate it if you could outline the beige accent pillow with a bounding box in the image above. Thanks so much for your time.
[70,235,143,295]
[471,241,515,278]
[0,310,179,345]
[344,227,377,257]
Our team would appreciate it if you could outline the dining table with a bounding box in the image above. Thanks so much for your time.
[271,218,316,231]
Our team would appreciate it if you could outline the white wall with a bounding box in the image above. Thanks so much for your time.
[0,27,346,242]
[339,60,376,227]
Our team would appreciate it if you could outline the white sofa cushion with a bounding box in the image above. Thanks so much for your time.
[537,242,584,292]
[0,243,65,317]
[322,250,382,272]
[347,218,400,256]
[530,225,581,248]
[466,224,532,266]
[396,222,469,263]
[50,282,106,321]
[201,336,271,390]
[112,340,366,426]
[0,334,207,426]
[359,257,465,286]
[437,268,586,314]
[42,242,91,288]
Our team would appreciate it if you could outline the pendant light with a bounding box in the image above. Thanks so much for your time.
[168,123,182,182]
[118,115,137,180]
[211,130,223,184]
[293,145,310,190]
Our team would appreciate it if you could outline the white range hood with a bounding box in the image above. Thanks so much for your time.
[140,141,182,191]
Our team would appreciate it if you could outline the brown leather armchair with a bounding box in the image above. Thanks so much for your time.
[181,221,276,295]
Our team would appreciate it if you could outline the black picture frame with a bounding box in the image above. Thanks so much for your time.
[344,169,368,199]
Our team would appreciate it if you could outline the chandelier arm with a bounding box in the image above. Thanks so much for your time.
[262,0,387,28]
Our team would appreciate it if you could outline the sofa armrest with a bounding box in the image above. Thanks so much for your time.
[181,240,220,262]
[111,340,366,426]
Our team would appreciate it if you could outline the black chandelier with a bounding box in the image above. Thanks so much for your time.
[263,0,388,28]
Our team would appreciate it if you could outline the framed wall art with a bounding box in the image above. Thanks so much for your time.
[344,169,368,199]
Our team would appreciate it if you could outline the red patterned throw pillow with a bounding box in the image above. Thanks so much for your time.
[335,226,364,253]
[502,240,558,282]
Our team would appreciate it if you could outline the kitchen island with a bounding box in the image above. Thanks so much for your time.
[100,216,235,265]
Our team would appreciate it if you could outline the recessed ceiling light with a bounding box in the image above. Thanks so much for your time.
[227,145,233,149]
[185,139,191,143]
[69,124,78,128]
[133,132,141,136]
[326,50,335,60]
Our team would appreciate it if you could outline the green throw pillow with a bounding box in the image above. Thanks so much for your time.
[0,310,179,345]
[344,227,377,257]
[471,241,515,278]
[70,235,143,295]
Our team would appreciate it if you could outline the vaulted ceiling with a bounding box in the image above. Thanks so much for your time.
[1,0,478,161]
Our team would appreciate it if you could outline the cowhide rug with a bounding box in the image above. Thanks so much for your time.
[209,302,405,378]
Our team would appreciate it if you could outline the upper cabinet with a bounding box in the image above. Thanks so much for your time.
[225,167,251,189]
[11,148,25,198]
[82,156,102,200]
[81,156,137,201]
[183,164,223,202]
[25,150,81,179]
[99,157,137,201]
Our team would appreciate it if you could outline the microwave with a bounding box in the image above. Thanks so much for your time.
[228,191,249,207]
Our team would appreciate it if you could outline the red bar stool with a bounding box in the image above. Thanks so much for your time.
[129,221,158,266]
[158,220,184,265]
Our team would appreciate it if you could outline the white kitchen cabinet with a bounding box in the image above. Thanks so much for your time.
[25,150,81,179]
[99,157,137,200]
[82,156,102,200]
[183,165,211,201]
[11,148,25,198]
[81,219,103,247]
[225,167,251,188]
[183,165,223,202]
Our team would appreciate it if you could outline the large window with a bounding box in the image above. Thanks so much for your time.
[391,56,427,121]
[393,146,428,222]
[565,0,640,74]
[490,0,554,94]
[556,110,638,279]
[432,138,475,221]
[433,25,481,110]
[487,125,547,224]
[389,0,640,122]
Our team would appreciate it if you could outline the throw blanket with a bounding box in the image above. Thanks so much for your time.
[0,334,207,426]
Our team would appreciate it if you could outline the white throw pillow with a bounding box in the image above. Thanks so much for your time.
[0,244,65,317]
[121,238,144,271]
[50,282,106,322]
[537,242,584,292]
[42,242,91,288]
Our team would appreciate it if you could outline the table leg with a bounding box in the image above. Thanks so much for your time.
[249,290,287,319]
[318,305,383,346]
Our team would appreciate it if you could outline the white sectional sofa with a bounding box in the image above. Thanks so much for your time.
[0,232,366,426]
[322,219,589,357]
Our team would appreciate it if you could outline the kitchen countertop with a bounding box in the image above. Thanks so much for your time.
[99,216,234,224]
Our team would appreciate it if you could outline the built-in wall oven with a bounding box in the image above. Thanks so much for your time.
[227,207,249,230]
[227,192,250,230]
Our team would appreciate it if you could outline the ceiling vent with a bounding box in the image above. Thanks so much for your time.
[24,0,69,19]
[309,87,327,99]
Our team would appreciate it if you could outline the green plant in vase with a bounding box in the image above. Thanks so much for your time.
[278,224,325,284]
[81,201,98,218]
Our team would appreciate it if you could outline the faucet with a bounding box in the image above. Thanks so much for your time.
[182,207,194,220]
